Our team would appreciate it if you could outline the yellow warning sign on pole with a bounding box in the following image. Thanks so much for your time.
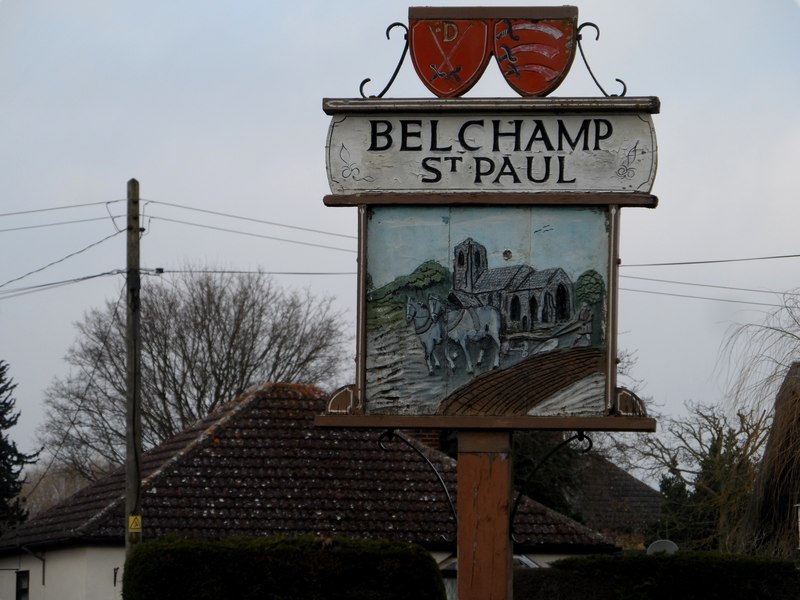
[128,515,142,534]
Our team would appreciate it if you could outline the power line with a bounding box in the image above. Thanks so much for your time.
[620,275,800,297]
[0,200,124,218]
[147,216,357,253]
[152,269,356,276]
[145,199,357,240]
[0,216,122,233]
[0,271,123,301]
[0,230,124,289]
[622,253,800,267]
[620,287,784,308]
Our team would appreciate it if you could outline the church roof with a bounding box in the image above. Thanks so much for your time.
[473,265,533,293]
[528,267,568,289]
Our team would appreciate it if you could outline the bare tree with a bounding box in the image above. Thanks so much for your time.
[721,291,800,413]
[19,465,92,517]
[715,292,800,555]
[38,270,350,480]
[612,401,770,551]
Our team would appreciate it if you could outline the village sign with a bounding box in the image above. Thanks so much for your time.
[321,6,658,428]
[318,7,660,600]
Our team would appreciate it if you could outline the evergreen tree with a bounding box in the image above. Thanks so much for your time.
[439,429,584,520]
[0,360,38,533]
[512,431,583,521]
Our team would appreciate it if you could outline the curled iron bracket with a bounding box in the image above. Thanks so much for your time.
[577,22,627,97]
[509,431,593,543]
[359,22,409,98]
[378,429,457,540]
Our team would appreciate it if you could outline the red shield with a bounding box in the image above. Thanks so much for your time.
[409,18,491,98]
[493,17,577,97]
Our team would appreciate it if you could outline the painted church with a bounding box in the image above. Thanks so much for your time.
[450,237,574,334]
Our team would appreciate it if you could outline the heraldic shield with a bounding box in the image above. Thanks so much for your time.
[493,14,577,97]
[409,13,492,98]
[408,7,578,98]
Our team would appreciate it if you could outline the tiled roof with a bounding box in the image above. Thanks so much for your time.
[528,267,565,289]
[0,383,612,553]
[569,453,663,537]
[473,266,532,293]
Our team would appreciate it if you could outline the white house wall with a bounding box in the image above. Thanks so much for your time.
[0,546,124,600]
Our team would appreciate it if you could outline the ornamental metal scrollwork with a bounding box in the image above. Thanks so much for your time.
[359,22,409,98]
[378,429,457,541]
[509,430,593,543]
[577,22,627,97]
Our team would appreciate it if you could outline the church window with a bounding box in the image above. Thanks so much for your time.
[556,284,570,321]
[510,295,521,321]
[542,292,555,323]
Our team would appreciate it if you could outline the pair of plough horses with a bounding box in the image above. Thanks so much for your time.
[405,294,502,375]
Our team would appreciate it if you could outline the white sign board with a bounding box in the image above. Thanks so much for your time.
[326,102,657,195]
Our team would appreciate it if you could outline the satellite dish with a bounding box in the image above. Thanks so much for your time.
[647,539,679,555]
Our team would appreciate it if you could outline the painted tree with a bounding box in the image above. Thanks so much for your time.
[575,269,605,306]
[0,361,39,533]
[38,270,349,481]
[575,269,605,345]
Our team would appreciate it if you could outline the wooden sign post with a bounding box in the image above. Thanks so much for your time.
[318,8,659,600]
[457,431,513,600]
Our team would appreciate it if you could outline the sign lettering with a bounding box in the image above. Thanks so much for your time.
[327,112,656,194]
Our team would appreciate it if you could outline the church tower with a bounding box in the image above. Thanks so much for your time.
[453,238,487,293]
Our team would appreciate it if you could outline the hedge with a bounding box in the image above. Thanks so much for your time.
[514,552,800,600]
[123,536,446,600]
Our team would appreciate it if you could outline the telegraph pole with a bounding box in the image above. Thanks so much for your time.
[125,178,143,554]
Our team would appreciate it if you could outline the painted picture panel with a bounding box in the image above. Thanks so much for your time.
[364,205,614,417]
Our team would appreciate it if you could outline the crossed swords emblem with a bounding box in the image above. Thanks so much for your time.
[427,23,474,83]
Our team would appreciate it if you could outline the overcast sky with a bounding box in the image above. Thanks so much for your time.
[1,0,799,454]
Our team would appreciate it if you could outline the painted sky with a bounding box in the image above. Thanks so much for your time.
[1,1,799,453]
[367,206,609,288]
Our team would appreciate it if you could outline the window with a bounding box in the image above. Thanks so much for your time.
[542,292,554,323]
[16,570,29,600]
[529,297,538,324]
[510,295,521,321]
[556,284,570,321]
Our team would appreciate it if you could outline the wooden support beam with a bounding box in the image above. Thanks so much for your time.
[457,431,513,600]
